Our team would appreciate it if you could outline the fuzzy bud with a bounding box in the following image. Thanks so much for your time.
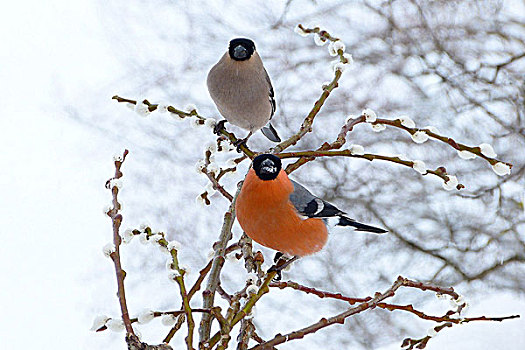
[362,108,377,123]
[411,131,429,143]
[398,116,415,128]
[412,160,427,174]
[350,144,365,155]
[137,310,155,324]
[442,175,459,191]
[479,143,497,158]
[492,162,511,176]
[457,150,476,160]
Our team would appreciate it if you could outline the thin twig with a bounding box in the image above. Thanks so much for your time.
[199,185,242,343]
[207,271,279,349]
[272,25,349,154]
[250,276,406,349]
[106,149,135,335]
[169,248,195,349]
[279,149,457,185]
[111,96,255,158]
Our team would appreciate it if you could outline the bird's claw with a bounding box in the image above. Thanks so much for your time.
[213,120,226,135]
[267,264,283,282]
[268,254,297,281]
[233,138,248,152]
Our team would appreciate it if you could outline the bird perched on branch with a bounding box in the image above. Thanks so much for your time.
[236,154,387,259]
[207,38,281,146]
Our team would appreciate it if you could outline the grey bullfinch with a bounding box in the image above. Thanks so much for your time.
[207,38,281,145]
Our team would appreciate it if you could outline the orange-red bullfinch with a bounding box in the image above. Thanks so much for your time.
[235,154,387,257]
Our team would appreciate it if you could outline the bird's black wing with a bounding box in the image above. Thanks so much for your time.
[264,67,276,119]
[289,180,387,234]
[289,180,344,218]
[261,67,281,142]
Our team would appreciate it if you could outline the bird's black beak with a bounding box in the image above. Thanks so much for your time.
[233,45,248,59]
[260,159,277,175]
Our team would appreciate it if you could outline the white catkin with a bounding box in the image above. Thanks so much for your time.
[167,240,181,251]
[205,142,217,153]
[350,144,365,155]
[168,271,181,282]
[149,233,162,243]
[205,182,217,196]
[137,310,155,324]
[246,273,258,284]
[427,327,438,337]
[412,160,427,174]
[442,175,459,191]
[398,115,415,128]
[196,194,207,207]
[372,123,386,132]
[204,118,216,129]
[122,229,135,244]
[342,53,353,65]
[328,40,345,56]
[102,204,112,215]
[331,61,346,73]
[195,160,206,174]
[246,284,258,295]
[362,108,377,123]
[411,131,429,143]
[138,232,149,245]
[424,125,440,134]
[207,162,219,175]
[161,314,177,326]
[479,143,497,157]
[492,162,511,176]
[134,103,150,117]
[157,104,168,113]
[314,34,328,46]
[113,154,123,162]
[294,25,309,37]
[106,318,125,332]
[345,114,358,124]
[184,104,197,113]
[90,315,109,331]
[457,150,476,160]
[102,243,115,257]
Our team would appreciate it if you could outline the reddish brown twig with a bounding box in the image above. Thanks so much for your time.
[251,276,406,349]
[257,276,519,349]
[111,96,255,158]
[105,149,134,335]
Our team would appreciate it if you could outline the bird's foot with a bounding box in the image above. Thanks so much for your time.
[268,255,299,281]
[273,252,284,263]
[213,120,227,135]
[233,137,248,153]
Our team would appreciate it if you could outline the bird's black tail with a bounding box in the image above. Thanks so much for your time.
[337,215,387,234]
[261,123,281,142]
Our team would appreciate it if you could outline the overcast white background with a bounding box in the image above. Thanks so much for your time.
[1,1,524,349]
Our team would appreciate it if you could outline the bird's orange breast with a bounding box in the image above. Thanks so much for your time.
[236,169,328,256]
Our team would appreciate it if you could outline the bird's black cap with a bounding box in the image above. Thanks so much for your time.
[252,154,281,181]
[229,38,256,61]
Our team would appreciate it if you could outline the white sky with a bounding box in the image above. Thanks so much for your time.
[0,1,523,349]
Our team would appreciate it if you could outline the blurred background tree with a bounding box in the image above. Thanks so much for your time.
[82,0,524,348]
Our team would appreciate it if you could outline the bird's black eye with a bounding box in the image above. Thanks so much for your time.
[228,38,255,61]
[253,154,281,181]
